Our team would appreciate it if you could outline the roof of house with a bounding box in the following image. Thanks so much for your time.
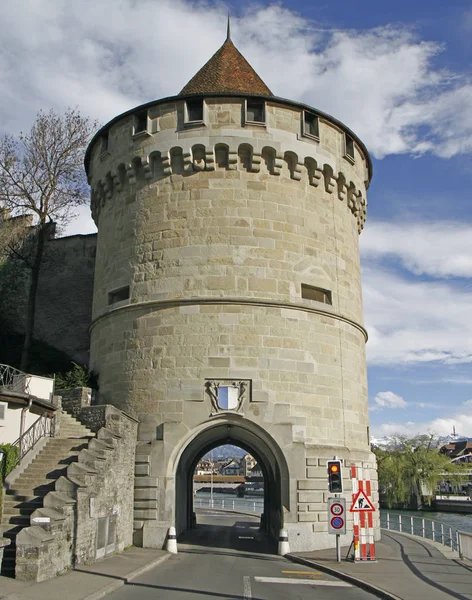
[179,34,273,96]
[441,440,472,457]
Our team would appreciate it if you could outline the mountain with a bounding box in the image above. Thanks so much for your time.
[202,445,248,460]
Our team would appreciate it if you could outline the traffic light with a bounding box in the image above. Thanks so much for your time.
[327,460,343,493]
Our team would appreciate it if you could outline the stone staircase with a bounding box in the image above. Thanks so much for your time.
[0,413,94,577]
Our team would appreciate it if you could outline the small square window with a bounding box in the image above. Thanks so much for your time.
[134,111,148,135]
[345,134,355,161]
[186,99,204,123]
[108,286,130,305]
[100,132,109,154]
[301,284,332,305]
[246,100,265,124]
[303,112,319,139]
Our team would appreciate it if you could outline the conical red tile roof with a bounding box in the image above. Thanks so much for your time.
[180,39,273,96]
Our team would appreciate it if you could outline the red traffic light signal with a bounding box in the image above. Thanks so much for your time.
[327,460,343,493]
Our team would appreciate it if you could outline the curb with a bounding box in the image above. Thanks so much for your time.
[82,553,172,600]
[286,554,402,600]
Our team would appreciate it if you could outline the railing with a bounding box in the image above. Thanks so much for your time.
[194,497,264,514]
[380,512,460,552]
[9,414,55,470]
[0,364,30,395]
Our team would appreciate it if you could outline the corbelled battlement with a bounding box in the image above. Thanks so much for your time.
[91,141,367,233]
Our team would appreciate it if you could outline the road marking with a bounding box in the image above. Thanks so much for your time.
[254,577,352,587]
[282,570,322,575]
[243,576,252,599]
[238,536,255,539]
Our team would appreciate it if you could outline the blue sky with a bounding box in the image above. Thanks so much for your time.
[1,0,471,438]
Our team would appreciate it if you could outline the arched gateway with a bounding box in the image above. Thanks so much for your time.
[85,28,379,552]
[173,417,289,538]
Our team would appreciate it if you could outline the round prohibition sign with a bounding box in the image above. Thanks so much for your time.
[330,516,344,530]
[330,502,344,516]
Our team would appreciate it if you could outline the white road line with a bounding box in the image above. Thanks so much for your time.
[254,577,352,587]
[243,575,252,599]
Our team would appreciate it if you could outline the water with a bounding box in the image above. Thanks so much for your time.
[195,491,264,514]
[381,509,472,535]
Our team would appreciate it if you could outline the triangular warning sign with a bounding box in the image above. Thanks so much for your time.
[349,490,375,512]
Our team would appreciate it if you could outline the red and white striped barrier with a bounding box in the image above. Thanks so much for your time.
[350,464,376,561]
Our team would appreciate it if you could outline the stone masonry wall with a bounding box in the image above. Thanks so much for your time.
[0,231,96,366]
[15,406,137,581]
[86,96,377,551]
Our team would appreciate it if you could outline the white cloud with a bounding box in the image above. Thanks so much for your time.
[373,411,472,438]
[363,267,472,365]
[0,1,471,160]
[373,391,408,409]
[60,205,97,237]
[361,221,472,278]
[464,399,472,407]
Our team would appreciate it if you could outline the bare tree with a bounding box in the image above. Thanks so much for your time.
[0,108,97,371]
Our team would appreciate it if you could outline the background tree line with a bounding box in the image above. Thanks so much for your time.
[373,434,468,509]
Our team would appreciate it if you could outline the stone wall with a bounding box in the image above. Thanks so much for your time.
[0,229,96,366]
[15,406,137,581]
[86,95,378,551]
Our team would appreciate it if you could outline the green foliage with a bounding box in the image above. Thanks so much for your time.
[54,362,95,391]
[0,444,20,519]
[373,434,467,509]
[0,444,19,480]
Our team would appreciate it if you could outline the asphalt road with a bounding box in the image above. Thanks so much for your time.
[108,509,378,599]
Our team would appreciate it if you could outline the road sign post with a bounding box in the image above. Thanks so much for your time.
[328,497,346,562]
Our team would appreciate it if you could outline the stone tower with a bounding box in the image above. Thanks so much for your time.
[85,30,377,552]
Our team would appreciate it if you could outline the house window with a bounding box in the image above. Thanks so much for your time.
[134,111,148,135]
[246,99,265,124]
[301,284,332,305]
[100,132,109,154]
[303,112,319,139]
[108,285,130,305]
[0,403,6,420]
[345,134,355,162]
[185,99,204,124]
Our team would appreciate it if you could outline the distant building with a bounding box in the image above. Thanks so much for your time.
[249,463,263,478]
[241,453,257,476]
[220,460,241,476]
[194,459,216,475]
[441,440,472,462]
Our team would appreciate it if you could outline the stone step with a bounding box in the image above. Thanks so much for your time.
[2,498,42,509]
[59,427,90,439]
[8,483,55,497]
[2,504,40,516]
[1,514,30,526]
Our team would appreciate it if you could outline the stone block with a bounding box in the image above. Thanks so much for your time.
[134,509,158,520]
[297,491,323,503]
[134,488,159,501]
[135,464,150,476]
[298,479,327,491]
[134,500,158,510]
[134,477,159,488]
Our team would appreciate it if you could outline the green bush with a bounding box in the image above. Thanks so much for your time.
[0,444,19,480]
[53,362,96,391]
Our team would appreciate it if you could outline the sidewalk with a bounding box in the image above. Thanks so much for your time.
[1,531,471,600]
[289,529,472,600]
[0,547,170,600]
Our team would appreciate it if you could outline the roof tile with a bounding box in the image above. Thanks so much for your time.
[180,39,272,96]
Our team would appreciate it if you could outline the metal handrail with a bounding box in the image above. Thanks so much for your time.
[9,414,55,470]
[0,364,30,395]
[194,497,264,513]
[381,512,461,552]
